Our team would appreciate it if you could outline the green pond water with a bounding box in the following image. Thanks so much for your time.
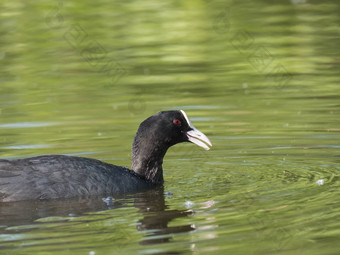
[1,0,340,254]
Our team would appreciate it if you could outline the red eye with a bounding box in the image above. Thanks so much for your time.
[173,119,181,125]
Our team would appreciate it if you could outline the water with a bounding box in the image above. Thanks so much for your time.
[1,0,340,254]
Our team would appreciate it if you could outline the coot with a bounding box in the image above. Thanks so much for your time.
[0,110,212,202]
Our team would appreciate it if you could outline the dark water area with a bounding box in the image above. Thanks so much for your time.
[1,0,340,254]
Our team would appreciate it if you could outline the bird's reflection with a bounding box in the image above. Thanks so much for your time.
[133,188,195,245]
[0,188,194,253]
[0,196,119,228]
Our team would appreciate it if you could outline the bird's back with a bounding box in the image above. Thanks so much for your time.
[0,155,153,202]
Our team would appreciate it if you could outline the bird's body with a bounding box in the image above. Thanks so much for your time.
[0,110,212,202]
[0,155,153,202]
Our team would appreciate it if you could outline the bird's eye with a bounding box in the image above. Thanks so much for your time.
[173,119,181,125]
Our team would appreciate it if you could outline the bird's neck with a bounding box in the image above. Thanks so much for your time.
[131,139,167,185]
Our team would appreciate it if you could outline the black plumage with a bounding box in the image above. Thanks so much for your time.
[0,110,212,202]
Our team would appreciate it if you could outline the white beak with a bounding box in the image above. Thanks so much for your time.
[186,127,212,150]
[180,110,212,150]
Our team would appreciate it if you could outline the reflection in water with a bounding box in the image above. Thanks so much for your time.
[0,189,194,254]
[134,189,194,246]
[0,196,116,227]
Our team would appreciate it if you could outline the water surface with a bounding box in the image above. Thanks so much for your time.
[1,0,340,254]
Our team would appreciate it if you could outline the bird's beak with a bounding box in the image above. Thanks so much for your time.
[186,127,212,150]
[180,110,212,150]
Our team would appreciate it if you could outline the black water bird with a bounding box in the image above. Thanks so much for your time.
[0,110,212,202]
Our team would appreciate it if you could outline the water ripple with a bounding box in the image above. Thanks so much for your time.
[0,122,56,129]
